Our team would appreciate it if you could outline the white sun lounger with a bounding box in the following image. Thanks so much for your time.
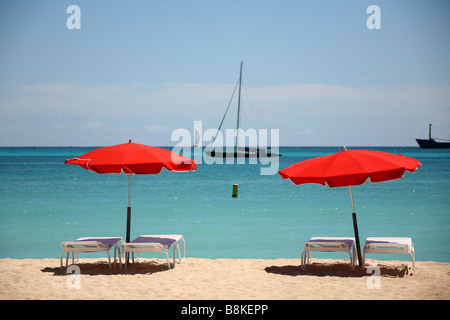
[120,235,185,269]
[60,237,123,269]
[301,237,357,270]
[363,237,415,272]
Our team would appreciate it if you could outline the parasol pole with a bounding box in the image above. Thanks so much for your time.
[125,174,132,264]
[349,186,363,267]
[126,139,132,244]
[126,174,131,243]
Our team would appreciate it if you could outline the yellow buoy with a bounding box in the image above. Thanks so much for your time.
[232,184,238,197]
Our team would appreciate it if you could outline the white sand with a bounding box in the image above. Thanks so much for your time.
[0,257,449,300]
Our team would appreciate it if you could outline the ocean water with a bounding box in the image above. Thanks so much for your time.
[0,146,449,262]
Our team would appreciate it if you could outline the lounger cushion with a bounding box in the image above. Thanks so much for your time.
[130,235,181,249]
[75,237,122,250]
[308,237,355,247]
[364,237,412,248]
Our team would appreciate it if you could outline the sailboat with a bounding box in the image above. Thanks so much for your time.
[416,124,450,149]
[205,62,281,158]
[193,129,200,149]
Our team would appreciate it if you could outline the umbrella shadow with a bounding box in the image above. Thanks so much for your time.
[42,260,173,276]
[264,261,409,278]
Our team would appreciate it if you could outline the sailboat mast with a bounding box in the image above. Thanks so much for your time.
[236,61,243,149]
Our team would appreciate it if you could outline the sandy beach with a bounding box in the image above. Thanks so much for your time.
[0,257,449,300]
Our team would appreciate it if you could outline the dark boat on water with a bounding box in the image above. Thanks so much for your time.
[207,146,280,158]
[416,124,450,149]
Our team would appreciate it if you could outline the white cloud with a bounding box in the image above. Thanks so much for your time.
[297,128,315,136]
[81,119,104,130]
[1,82,449,146]
[144,124,172,134]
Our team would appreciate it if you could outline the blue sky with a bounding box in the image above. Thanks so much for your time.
[1,0,449,146]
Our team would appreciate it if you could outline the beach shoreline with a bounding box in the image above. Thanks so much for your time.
[1,257,449,300]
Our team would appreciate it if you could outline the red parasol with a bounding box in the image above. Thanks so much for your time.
[279,147,421,266]
[65,140,197,244]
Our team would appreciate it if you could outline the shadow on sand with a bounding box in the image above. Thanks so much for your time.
[42,260,174,276]
[264,260,410,278]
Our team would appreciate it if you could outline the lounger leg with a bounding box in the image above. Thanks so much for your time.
[348,251,355,271]
[163,252,170,269]
[172,245,177,268]
[60,251,66,268]
[125,252,135,265]
[108,252,112,269]
[66,252,70,267]
[180,238,186,263]
[410,253,416,273]
[115,245,122,269]
[113,246,117,269]
[300,249,307,270]
[123,252,135,267]
[176,244,182,263]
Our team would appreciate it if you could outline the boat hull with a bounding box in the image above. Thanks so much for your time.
[416,139,450,149]
[205,150,281,158]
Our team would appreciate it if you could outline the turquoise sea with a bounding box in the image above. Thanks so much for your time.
[0,146,449,262]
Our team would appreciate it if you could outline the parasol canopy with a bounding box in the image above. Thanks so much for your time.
[65,140,197,245]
